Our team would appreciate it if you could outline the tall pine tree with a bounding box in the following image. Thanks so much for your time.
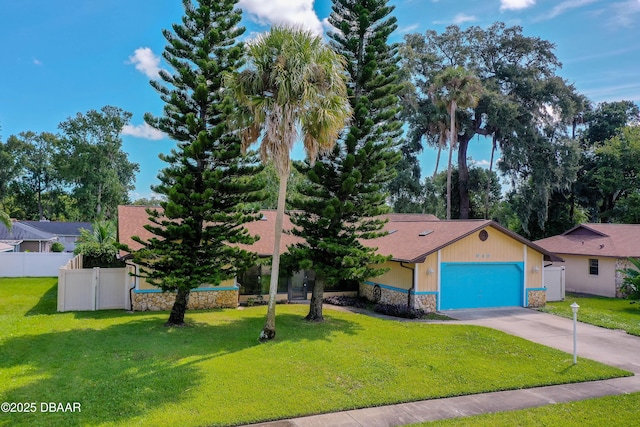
[287,0,403,321]
[129,0,264,326]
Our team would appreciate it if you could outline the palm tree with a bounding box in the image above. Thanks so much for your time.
[0,209,10,230]
[225,26,351,341]
[431,67,483,220]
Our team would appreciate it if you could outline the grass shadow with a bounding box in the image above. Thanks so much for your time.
[0,308,360,426]
[24,283,58,316]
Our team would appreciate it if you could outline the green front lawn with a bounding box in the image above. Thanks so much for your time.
[413,392,640,426]
[541,293,640,336]
[0,279,630,427]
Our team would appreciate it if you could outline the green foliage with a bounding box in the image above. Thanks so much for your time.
[132,0,265,325]
[56,106,139,220]
[577,125,640,223]
[286,0,402,320]
[254,162,305,210]
[422,165,502,219]
[225,25,352,331]
[581,100,640,146]
[51,241,65,252]
[74,220,122,268]
[619,258,640,300]
[401,23,584,224]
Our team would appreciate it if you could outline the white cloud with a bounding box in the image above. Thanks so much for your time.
[500,0,536,11]
[238,0,324,35]
[33,58,42,66]
[398,23,420,33]
[537,0,599,20]
[472,159,492,168]
[452,14,477,24]
[433,14,477,25]
[121,123,166,140]
[127,47,162,79]
[609,0,640,27]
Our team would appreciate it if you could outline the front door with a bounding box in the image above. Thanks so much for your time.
[288,270,307,300]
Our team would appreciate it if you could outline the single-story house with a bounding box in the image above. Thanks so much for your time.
[21,220,92,252]
[535,223,640,298]
[363,217,561,311]
[0,242,14,253]
[118,205,559,312]
[0,221,57,252]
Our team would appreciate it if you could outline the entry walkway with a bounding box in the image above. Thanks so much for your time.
[246,307,640,427]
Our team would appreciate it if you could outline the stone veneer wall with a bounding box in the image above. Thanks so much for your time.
[527,289,546,308]
[133,289,238,311]
[360,282,418,309]
[413,294,437,312]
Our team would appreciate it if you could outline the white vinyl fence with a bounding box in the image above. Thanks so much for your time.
[57,255,136,312]
[545,266,565,302]
[0,252,74,277]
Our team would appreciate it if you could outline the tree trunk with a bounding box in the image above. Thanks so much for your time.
[432,130,445,180]
[37,186,44,221]
[458,135,471,219]
[305,277,325,322]
[446,101,456,220]
[166,288,190,326]
[260,174,288,342]
[484,135,497,219]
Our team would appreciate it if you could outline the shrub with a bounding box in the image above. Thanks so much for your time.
[74,220,123,268]
[323,295,367,308]
[619,258,640,300]
[79,243,125,268]
[51,242,65,252]
[373,303,428,319]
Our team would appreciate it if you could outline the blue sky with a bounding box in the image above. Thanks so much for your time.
[1,0,639,199]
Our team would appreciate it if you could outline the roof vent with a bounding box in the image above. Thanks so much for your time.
[388,229,398,234]
[419,230,433,236]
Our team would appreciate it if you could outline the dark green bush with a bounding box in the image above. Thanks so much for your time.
[51,242,65,252]
[373,303,427,319]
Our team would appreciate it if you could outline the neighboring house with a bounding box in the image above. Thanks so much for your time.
[0,242,14,253]
[118,205,558,312]
[535,224,640,298]
[0,221,57,252]
[21,220,92,252]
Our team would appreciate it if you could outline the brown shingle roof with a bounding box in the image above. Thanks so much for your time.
[118,206,557,262]
[535,223,640,258]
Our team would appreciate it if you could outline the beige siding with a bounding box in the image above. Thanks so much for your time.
[526,248,544,288]
[440,227,524,263]
[553,255,617,297]
[136,269,236,291]
[371,261,413,291]
[416,253,438,292]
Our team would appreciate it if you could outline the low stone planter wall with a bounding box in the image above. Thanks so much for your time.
[361,282,410,307]
[527,289,546,308]
[133,289,239,311]
[413,294,437,312]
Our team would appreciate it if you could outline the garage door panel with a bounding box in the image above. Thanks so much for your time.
[441,262,523,310]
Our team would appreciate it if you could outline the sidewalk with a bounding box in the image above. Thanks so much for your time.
[245,306,640,427]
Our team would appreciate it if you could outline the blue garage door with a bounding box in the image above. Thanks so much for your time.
[440,262,524,310]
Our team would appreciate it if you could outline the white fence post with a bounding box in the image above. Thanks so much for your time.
[92,267,100,311]
[58,267,66,312]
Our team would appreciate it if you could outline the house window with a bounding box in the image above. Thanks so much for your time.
[589,259,599,275]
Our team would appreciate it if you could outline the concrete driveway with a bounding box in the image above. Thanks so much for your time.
[448,307,640,374]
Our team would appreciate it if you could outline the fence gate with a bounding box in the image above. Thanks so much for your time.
[58,260,132,312]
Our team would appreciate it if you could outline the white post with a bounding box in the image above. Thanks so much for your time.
[571,302,580,364]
